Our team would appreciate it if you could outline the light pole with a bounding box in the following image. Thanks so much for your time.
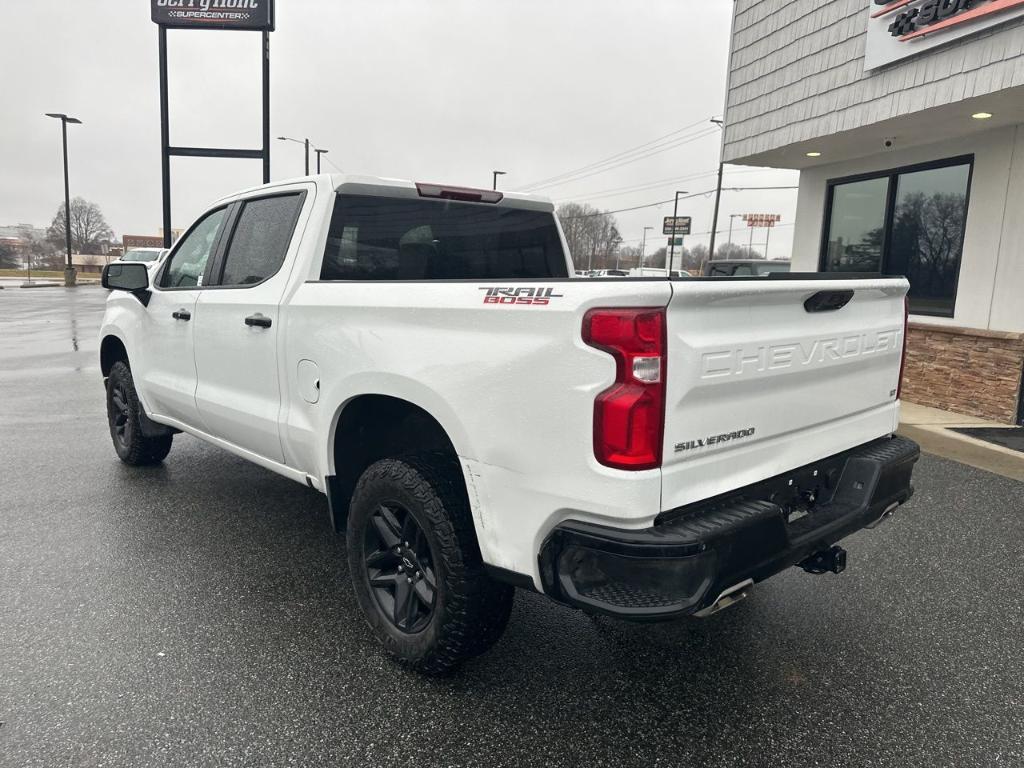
[492,170,506,190]
[314,148,329,174]
[277,136,310,175]
[727,214,743,249]
[667,190,688,274]
[708,118,725,261]
[640,226,654,268]
[45,113,82,286]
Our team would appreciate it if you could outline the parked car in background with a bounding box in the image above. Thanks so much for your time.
[590,268,629,277]
[629,267,689,278]
[702,259,791,276]
[119,247,169,276]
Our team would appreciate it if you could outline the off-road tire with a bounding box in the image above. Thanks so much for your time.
[346,454,514,675]
[106,360,173,465]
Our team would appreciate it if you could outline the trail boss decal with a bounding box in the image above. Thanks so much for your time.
[479,286,563,306]
[675,427,756,453]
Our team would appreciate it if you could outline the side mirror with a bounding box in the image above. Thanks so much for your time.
[102,262,151,305]
[103,262,149,291]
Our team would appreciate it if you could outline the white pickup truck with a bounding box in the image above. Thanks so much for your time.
[99,174,920,674]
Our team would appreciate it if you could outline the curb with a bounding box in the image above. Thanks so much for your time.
[898,423,1024,482]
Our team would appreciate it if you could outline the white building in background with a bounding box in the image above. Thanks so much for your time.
[722,0,1024,424]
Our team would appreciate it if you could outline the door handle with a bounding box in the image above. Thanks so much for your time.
[172,309,191,321]
[245,313,272,328]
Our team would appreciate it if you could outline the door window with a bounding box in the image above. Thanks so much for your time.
[159,208,227,288]
[217,194,304,286]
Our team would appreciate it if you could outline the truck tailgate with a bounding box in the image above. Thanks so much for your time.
[660,277,908,512]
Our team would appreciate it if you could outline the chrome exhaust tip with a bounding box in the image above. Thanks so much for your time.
[865,501,899,530]
[694,578,753,618]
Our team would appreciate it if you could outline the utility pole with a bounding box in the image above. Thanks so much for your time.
[315,148,329,173]
[708,118,724,260]
[45,112,82,286]
[492,170,506,190]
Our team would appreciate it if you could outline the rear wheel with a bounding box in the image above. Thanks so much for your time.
[106,360,173,465]
[346,455,514,675]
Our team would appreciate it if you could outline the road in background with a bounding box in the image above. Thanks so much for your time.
[1,288,1022,767]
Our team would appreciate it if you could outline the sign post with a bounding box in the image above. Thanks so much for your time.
[663,215,691,273]
[741,213,781,256]
[152,0,275,247]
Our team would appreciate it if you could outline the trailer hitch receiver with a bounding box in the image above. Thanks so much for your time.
[798,545,847,575]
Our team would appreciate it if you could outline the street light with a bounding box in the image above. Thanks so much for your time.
[727,214,743,248]
[45,112,82,286]
[667,190,688,274]
[277,135,310,175]
[314,148,329,174]
[639,226,654,268]
[708,118,725,261]
[492,170,507,190]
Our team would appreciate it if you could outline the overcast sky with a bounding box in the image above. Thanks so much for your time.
[0,0,798,258]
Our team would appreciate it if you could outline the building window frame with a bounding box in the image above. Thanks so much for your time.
[818,154,974,318]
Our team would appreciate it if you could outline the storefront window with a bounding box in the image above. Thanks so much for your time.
[821,157,971,317]
[824,177,888,273]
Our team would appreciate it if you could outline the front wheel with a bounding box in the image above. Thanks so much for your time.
[346,455,514,675]
[106,360,173,466]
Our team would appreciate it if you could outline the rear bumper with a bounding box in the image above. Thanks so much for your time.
[538,435,920,620]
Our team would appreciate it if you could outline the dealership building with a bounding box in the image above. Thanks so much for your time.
[722,0,1024,424]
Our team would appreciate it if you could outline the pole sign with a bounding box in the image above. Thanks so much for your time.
[865,0,1024,70]
[742,213,781,228]
[663,216,691,235]
[151,0,275,31]
[667,236,685,247]
[123,235,166,249]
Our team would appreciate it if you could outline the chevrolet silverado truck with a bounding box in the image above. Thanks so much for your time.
[99,174,920,674]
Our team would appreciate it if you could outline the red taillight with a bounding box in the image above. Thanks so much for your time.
[897,295,909,400]
[583,308,666,470]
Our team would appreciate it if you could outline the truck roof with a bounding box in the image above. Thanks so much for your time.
[216,173,554,211]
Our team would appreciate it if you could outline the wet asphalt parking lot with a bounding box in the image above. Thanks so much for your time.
[1,285,1022,767]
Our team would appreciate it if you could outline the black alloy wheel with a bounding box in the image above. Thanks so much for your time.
[109,379,133,450]
[363,502,438,633]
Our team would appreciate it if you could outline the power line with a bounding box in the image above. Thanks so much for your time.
[560,167,792,203]
[525,127,721,192]
[558,186,800,219]
[323,154,344,174]
[516,117,713,191]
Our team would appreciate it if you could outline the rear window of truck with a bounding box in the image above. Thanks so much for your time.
[320,195,568,281]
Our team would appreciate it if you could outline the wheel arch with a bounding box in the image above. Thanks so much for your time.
[325,392,469,533]
[100,333,129,378]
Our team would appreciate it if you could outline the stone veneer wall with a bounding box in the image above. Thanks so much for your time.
[902,323,1024,424]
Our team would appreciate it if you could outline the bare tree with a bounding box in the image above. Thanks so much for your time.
[0,241,19,269]
[47,197,114,254]
[556,202,622,272]
[17,226,61,270]
[712,241,763,261]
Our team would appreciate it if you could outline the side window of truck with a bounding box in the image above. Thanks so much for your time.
[320,195,568,281]
[159,207,227,289]
[216,194,305,287]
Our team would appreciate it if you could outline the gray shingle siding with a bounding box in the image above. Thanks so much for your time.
[723,0,1024,162]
